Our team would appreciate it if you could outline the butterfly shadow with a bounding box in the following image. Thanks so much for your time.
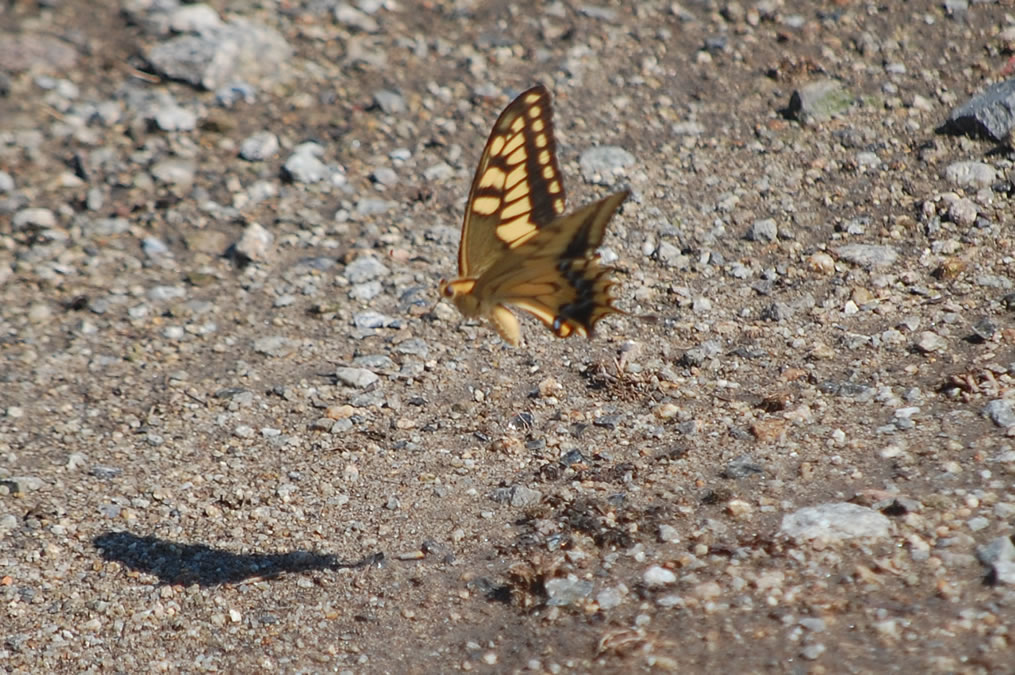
[93,531,383,587]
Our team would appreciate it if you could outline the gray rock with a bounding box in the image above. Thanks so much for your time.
[283,149,327,184]
[142,236,170,258]
[353,311,393,329]
[234,425,255,439]
[147,285,186,302]
[658,524,680,543]
[723,456,764,479]
[423,162,454,181]
[153,104,197,131]
[373,89,406,114]
[13,207,57,229]
[168,4,223,33]
[240,131,279,161]
[40,73,78,98]
[976,535,1015,583]
[394,338,428,358]
[780,503,893,542]
[944,0,969,14]
[913,331,947,354]
[0,33,77,73]
[946,77,1015,142]
[596,587,624,610]
[746,218,777,242]
[0,513,19,534]
[215,82,256,107]
[856,151,881,168]
[801,644,826,661]
[335,3,380,33]
[146,18,293,91]
[691,296,711,314]
[800,617,827,632]
[253,336,298,358]
[355,198,397,215]
[947,197,978,227]
[580,5,619,21]
[835,244,898,269]
[345,256,389,283]
[643,565,676,586]
[0,171,14,193]
[245,180,277,204]
[656,241,686,267]
[680,340,721,367]
[545,577,593,607]
[983,399,1015,428]
[671,120,705,135]
[508,485,542,508]
[27,303,51,323]
[976,275,1014,292]
[150,158,196,187]
[972,317,997,341]
[86,187,104,211]
[233,222,274,262]
[594,414,622,430]
[943,161,997,189]
[788,79,853,124]
[87,217,130,236]
[335,367,379,388]
[579,146,635,185]
[1,476,43,493]
[352,354,396,370]
[349,281,382,301]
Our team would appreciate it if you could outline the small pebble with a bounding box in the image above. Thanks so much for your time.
[643,565,676,587]
[579,146,635,185]
[239,131,279,161]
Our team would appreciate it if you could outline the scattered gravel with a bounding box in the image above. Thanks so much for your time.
[2,1,1014,673]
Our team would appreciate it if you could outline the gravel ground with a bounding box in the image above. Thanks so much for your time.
[3,0,1015,672]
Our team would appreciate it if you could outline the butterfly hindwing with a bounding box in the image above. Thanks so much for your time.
[479,191,629,340]
[460,85,566,277]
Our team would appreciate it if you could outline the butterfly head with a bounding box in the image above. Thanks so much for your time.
[438,277,481,317]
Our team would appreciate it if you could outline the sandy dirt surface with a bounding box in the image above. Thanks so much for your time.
[2,0,1015,672]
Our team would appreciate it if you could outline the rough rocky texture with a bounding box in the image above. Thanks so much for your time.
[2,1,1015,672]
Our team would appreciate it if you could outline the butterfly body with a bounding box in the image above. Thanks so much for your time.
[440,85,629,346]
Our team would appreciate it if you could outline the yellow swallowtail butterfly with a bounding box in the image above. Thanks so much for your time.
[438,85,630,346]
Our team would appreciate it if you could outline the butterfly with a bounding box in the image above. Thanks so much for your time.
[438,85,630,346]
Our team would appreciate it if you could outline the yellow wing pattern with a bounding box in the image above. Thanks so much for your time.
[439,85,630,346]
[459,85,566,276]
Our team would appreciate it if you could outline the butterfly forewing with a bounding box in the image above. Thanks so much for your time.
[460,85,567,277]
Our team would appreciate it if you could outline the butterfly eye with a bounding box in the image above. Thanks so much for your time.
[442,282,454,298]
